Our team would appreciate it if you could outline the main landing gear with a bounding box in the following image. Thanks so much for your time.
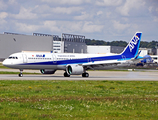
[64,72,70,77]
[82,72,89,77]
[63,72,89,77]
[19,69,23,77]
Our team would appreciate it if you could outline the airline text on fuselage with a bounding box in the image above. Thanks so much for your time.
[36,54,45,57]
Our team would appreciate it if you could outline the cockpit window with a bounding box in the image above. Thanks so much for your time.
[8,56,18,59]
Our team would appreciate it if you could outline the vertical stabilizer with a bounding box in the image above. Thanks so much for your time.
[121,32,142,58]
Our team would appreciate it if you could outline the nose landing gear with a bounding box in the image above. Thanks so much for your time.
[19,69,23,77]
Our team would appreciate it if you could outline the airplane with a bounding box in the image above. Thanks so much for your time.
[136,55,153,66]
[3,32,142,77]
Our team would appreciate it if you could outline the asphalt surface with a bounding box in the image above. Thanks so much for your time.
[0,69,158,81]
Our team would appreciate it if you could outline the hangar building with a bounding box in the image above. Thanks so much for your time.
[0,32,87,61]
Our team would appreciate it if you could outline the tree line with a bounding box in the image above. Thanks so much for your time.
[85,39,158,49]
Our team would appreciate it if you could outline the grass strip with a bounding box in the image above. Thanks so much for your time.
[0,65,9,69]
[0,80,157,119]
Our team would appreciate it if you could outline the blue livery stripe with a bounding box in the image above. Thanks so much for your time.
[20,54,132,66]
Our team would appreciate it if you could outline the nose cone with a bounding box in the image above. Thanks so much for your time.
[2,59,10,67]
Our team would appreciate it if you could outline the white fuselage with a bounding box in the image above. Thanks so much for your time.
[3,52,123,70]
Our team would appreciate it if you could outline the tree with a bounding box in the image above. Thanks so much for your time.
[85,38,158,48]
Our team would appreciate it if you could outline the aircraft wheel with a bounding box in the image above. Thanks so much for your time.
[64,72,70,77]
[82,72,89,77]
[19,73,23,77]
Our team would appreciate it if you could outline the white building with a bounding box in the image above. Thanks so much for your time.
[53,41,64,53]
[87,46,124,54]
[87,46,110,54]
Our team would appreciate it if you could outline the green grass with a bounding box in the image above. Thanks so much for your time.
[0,80,157,119]
[0,63,8,69]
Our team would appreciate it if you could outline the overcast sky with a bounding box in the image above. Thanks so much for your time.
[0,0,158,41]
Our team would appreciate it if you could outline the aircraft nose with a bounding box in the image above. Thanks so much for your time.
[2,60,7,66]
[2,59,10,67]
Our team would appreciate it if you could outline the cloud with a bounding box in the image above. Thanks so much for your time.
[0,1,7,10]
[105,12,111,18]
[41,21,104,34]
[0,19,7,27]
[148,1,158,18]
[96,0,122,6]
[69,22,83,32]
[113,20,130,31]
[154,17,158,22]
[0,0,158,41]
[116,0,145,16]
[57,21,83,33]
[74,12,93,20]
[52,7,83,14]
[82,22,104,33]
[34,5,83,15]
[0,12,8,27]
[43,21,61,32]
[41,0,91,5]
[15,23,39,33]
[33,5,51,14]
[14,21,61,34]
[8,0,18,5]
[11,7,38,19]
[97,11,103,16]
[0,12,8,19]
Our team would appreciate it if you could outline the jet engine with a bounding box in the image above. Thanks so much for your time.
[66,64,84,75]
[40,69,56,74]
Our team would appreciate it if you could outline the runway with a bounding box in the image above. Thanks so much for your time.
[0,69,158,81]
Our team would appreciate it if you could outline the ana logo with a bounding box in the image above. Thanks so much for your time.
[36,54,45,57]
[129,35,139,52]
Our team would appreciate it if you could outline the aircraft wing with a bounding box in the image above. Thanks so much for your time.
[82,60,121,66]
[82,60,126,70]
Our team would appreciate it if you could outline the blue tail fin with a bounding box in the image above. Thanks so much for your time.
[121,32,142,58]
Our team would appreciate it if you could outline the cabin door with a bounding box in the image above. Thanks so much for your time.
[87,56,91,62]
[52,54,57,63]
[22,54,27,63]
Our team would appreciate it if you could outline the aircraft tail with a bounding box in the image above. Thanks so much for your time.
[121,32,142,58]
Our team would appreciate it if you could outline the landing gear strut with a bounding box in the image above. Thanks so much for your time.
[19,69,23,77]
[82,72,89,77]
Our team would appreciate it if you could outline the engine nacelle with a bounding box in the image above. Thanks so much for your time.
[40,69,56,74]
[66,64,84,75]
